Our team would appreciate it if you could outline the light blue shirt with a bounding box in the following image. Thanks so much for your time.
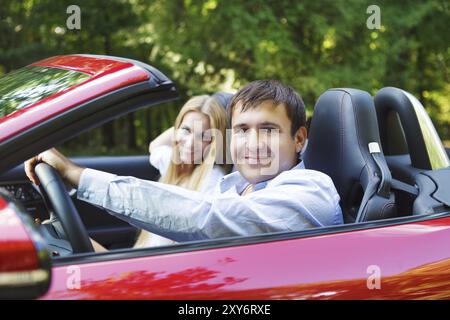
[77,162,343,242]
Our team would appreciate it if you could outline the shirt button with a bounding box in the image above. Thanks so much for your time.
[124,209,130,215]
[83,192,89,198]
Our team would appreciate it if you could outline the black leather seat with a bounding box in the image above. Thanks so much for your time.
[212,92,234,110]
[303,88,397,223]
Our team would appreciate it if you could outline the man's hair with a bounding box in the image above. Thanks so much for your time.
[227,80,306,136]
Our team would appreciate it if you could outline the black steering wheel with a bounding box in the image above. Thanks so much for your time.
[35,163,94,253]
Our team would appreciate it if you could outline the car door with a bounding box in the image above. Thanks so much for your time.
[42,212,450,299]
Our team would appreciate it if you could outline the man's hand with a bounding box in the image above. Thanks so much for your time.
[24,148,85,188]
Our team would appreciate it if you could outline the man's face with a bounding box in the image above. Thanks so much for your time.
[230,100,307,184]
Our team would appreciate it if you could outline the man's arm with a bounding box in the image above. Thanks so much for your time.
[77,168,342,242]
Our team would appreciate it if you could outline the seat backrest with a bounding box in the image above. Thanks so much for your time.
[303,88,397,223]
[212,92,234,111]
[375,86,450,171]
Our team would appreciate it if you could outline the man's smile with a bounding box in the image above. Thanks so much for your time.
[244,155,272,165]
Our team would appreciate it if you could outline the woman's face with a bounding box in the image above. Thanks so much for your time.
[175,111,212,165]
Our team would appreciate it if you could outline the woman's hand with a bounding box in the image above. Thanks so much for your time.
[149,127,174,153]
[24,148,85,188]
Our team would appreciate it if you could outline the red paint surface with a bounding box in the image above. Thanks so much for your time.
[42,216,450,300]
[31,55,133,76]
[0,55,150,142]
[0,198,39,272]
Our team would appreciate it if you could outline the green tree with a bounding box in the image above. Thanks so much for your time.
[1,0,448,154]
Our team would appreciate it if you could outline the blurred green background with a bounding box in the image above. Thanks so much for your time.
[1,0,449,155]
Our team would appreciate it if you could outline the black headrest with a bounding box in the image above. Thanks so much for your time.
[374,87,448,170]
[212,92,234,110]
[303,88,394,221]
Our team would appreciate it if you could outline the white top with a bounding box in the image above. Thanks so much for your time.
[143,145,226,247]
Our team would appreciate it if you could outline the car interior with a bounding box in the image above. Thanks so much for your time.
[304,87,450,224]
[0,87,449,257]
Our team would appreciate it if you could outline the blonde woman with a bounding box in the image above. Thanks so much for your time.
[26,94,230,253]
[133,94,230,248]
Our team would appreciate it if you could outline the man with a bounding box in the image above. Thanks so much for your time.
[25,80,343,242]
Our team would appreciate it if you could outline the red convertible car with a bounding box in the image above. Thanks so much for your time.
[0,55,449,300]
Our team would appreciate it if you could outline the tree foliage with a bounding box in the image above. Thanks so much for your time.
[0,0,448,155]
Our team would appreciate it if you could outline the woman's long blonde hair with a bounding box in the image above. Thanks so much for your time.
[160,95,229,191]
[134,95,229,248]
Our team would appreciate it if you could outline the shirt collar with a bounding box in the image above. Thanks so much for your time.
[220,160,305,194]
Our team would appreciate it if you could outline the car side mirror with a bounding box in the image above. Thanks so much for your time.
[0,188,51,299]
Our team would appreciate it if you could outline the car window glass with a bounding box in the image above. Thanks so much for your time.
[0,66,90,117]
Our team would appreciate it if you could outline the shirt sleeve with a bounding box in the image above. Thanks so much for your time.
[77,168,342,242]
[149,145,172,176]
